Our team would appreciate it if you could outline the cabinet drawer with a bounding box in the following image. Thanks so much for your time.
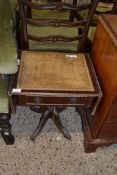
[18,96,93,106]
[98,124,117,139]
[106,105,117,123]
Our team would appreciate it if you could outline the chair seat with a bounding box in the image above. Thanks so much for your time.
[0,0,18,74]
[0,75,9,113]
[28,25,78,51]
[17,51,95,92]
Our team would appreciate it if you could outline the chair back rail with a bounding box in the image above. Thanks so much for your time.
[18,0,99,51]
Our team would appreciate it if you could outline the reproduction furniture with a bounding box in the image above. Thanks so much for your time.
[0,0,18,144]
[82,14,117,152]
[8,0,102,144]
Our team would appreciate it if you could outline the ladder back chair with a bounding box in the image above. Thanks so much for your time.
[18,0,99,52]
[10,0,102,141]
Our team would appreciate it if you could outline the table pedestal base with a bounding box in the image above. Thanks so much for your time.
[30,107,71,141]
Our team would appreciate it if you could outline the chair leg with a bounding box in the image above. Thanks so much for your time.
[53,110,71,140]
[0,113,14,145]
[30,110,51,141]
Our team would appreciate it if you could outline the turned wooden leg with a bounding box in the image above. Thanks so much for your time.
[0,113,14,145]
[53,110,71,140]
[30,110,51,141]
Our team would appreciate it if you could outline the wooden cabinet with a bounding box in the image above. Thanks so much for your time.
[82,14,117,152]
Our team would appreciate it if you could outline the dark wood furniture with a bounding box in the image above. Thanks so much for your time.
[9,51,101,142]
[18,0,99,52]
[82,14,117,152]
[8,0,102,147]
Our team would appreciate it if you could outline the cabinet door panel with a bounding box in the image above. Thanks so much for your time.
[106,105,117,123]
[98,124,117,138]
[112,96,117,105]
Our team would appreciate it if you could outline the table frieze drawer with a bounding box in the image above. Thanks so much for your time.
[18,96,93,106]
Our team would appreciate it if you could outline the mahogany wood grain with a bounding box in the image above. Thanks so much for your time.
[98,124,117,138]
[112,96,117,105]
[105,105,117,123]
[82,14,117,152]
[90,14,117,137]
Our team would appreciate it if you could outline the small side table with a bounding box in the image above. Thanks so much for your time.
[8,51,101,151]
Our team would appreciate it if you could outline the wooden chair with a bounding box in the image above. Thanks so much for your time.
[18,0,97,52]
[11,0,102,141]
